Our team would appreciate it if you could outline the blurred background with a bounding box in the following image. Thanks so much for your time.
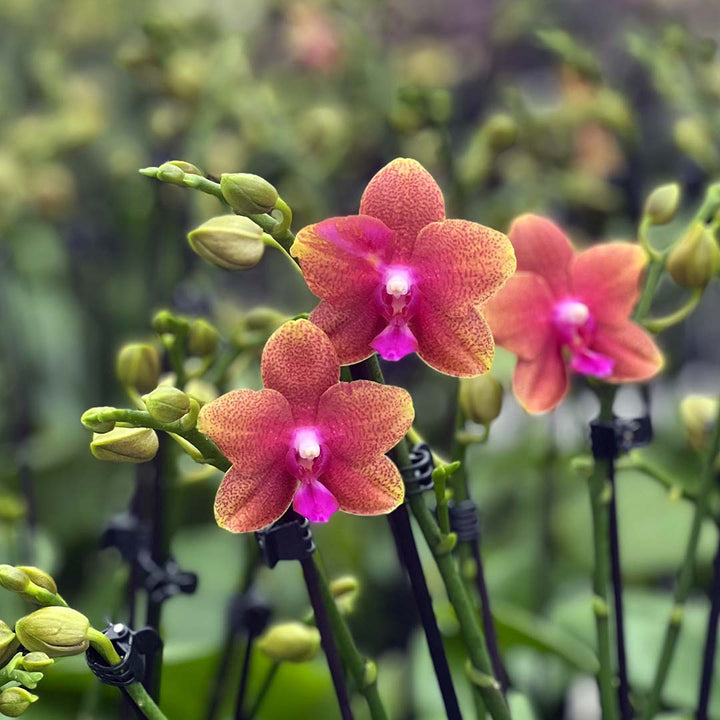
[2,0,720,717]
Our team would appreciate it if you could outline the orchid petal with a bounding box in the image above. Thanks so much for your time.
[322,455,405,515]
[309,300,385,366]
[371,319,419,361]
[317,381,414,463]
[261,319,340,424]
[592,322,664,382]
[512,341,569,414]
[483,272,555,361]
[360,158,445,262]
[293,479,340,523]
[291,215,393,309]
[509,214,573,296]
[214,466,297,533]
[571,243,647,325]
[412,220,516,314]
[412,304,495,377]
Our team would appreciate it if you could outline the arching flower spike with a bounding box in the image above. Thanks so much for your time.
[290,158,516,377]
[197,319,414,532]
[483,214,664,414]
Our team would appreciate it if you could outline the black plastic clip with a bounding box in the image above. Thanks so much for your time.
[590,416,653,460]
[137,551,198,604]
[448,500,481,542]
[100,513,149,565]
[256,514,315,569]
[227,592,272,637]
[400,443,435,496]
[86,623,162,688]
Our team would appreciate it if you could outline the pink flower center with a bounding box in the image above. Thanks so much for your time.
[287,427,338,523]
[551,299,614,378]
[371,266,419,361]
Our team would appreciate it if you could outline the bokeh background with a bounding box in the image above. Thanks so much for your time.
[2,0,720,718]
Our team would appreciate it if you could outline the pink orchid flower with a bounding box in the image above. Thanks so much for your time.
[483,214,664,414]
[290,158,516,377]
[197,319,414,532]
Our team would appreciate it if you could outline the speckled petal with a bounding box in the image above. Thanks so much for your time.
[322,455,405,516]
[412,304,495,377]
[197,388,293,466]
[360,158,445,262]
[214,465,297,533]
[261,319,341,424]
[592,322,664,382]
[571,243,647,325]
[509,214,573,296]
[512,342,569,414]
[412,220,516,314]
[483,272,555,361]
[309,301,386,366]
[316,380,414,463]
[290,215,392,309]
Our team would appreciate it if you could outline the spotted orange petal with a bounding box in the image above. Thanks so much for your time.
[509,214,573,297]
[316,380,414,463]
[290,215,392,309]
[412,219,516,315]
[592,322,664,382]
[571,243,647,325]
[261,319,340,424]
[360,158,445,262]
[483,272,555,361]
[512,342,569,414]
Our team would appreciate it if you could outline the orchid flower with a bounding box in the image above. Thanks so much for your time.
[483,214,664,414]
[290,158,516,377]
[197,319,414,532]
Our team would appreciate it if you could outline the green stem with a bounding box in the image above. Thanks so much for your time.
[262,234,303,275]
[246,662,281,719]
[312,554,388,720]
[643,288,703,333]
[640,398,720,720]
[633,257,665,322]
[588,385,620,720]
[271,198,293,239]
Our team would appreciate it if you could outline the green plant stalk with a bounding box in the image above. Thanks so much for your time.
[643,288,703,333]
[312,554,388,720]
[640,398,720,720]
[87,628,169,720]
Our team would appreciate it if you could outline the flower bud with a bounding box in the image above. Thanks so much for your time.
[91,427,159,464]
[16,567,57,594]
[15,607,90,658]
[257,622,321,663]
[329,575,360,615]
[644,183,681,225]
[0,566,30,593]
[0,687,38,717]
[483,113,517,152]
[0,621,18,667]
[241,307,287,333]
[165,160,203,177]
[187,318,220,357]
[143,386,190,423]
[80,407,117,433]
[116,343,161,393]
[188,215,265,271]
[459,375,504,426]
[184,379,219,406]
[19,651,53,671]
[679,395,718,451]
[155,161,186,185]
[667,222,720,288]
[0,493,27,523]
[219,173,278,215]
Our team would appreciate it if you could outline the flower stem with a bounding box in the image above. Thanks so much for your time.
[643,288,703,334]
[696,524,720,720]
[246,662,280,719]
[640,398,720,720]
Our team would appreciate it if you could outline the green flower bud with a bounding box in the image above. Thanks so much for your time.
[257,622,321,663]
[116,343,161,394]
[674,117,718,168]
[219,173,278,215]
[329,575,360,616]
[187,318,220,357]
[667,222,720,288]
[16,567,57,594]
[0,621,18,667]
[0,687,38,717]
[680,395,718,451]
[0,566,30,593]
[483,113,517,152]
[80,407,117,433]
[459,375,504,426]
[19,651,53,671]
[91,427,159,464]
[644,183,681,225]
[143,386,190,423]
[184,379,219,406]
[0,493,27,523]
[241,307,287,333]
[167,160,202,176]
[15,607,90,658]
[188,215,265,271]
[156,162,185,185]
[151,309,185,335]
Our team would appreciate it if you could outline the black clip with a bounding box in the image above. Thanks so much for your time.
[448,500,481,542]
[137,551,198,603]
[400,443,435,496]
[227,592,272,637]
[100,513,149,565]
[590,416,653,460]
[86,623,162,688]
[256,514,315,569]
